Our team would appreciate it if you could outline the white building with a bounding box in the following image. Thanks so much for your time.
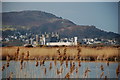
[40,35,46,45]
[46,37,77,46]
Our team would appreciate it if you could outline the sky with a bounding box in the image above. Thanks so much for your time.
[2,2,119,33]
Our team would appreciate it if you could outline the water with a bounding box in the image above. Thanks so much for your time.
[1,61,119,78]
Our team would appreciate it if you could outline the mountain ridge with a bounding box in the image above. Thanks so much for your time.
[2,10,120,40]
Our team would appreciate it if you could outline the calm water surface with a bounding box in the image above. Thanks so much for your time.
[1,61,119,78]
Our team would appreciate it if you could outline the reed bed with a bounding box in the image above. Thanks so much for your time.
[1,46,120,61]
[1,46,120,79]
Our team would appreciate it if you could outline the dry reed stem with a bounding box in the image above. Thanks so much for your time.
[100,65,104,71]
[116,64,120,77]
[100,72,104,78]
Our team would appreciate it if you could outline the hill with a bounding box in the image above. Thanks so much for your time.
[2,10,120,40]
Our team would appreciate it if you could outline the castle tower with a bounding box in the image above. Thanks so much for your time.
[36,35,39,45]
[41,35,45,45]
[30,38,33,45]
[74,37,78,45]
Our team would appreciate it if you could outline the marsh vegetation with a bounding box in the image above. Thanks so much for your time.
[1,46,120,79]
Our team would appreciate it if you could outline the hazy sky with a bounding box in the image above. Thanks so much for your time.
[2,2,118,33]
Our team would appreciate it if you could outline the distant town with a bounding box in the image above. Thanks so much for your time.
[1,31,119,47]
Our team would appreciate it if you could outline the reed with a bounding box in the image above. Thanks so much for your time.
[1,59,119,78]
[44,68,46,75]
[100,65,104,71]
[116,64,120,78]
[1,64,5,71]
[1,46,119,61]
[49,62,52,70]
[35,59,39,67]
[8,72,13,80]
[100,72,104,78]
[1,46,120,78]
[57,68,60,75]
[83,67,91,78]
[65,72,70,78]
